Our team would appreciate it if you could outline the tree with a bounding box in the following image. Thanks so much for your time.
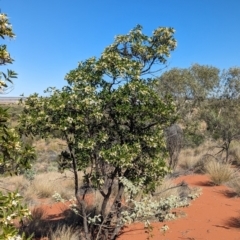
[165,124,183,170]
[157,64,220,147]
[157,64,219,115]
[200,67,240,162]
[0,12,34,239]
[158,64,240,162]
[20,25,177,239]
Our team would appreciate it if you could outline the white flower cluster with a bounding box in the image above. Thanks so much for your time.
[52,192,65,202]
[7,235,22,240]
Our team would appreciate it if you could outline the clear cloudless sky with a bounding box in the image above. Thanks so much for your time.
[1,0,240,96]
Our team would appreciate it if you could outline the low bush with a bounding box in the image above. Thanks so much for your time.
[178,141,218,173]
[193,154,216,173]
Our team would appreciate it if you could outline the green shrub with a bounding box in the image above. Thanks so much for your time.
[0,191,31,239]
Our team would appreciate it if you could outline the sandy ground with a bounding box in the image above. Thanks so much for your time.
[35,174,240,240]
[118,174,240,240]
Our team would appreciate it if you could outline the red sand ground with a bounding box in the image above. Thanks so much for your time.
[118,174,240,240]
[37,174,240,240]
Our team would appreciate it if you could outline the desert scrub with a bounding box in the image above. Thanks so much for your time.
[23,171,79,204]
[188,187,202,200]
[226,174,240,196]
[23,169,36,181]
[178,148,200,171]
[205,160,236,185]
[0,175,30,195]
[177,140,221,172]
[228,141,240,165]
[123,195,189,224]
[179,155,200,171]
[31,138,67,174]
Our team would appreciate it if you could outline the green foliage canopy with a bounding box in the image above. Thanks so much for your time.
[21,25,177,190]
[158,64,240,161]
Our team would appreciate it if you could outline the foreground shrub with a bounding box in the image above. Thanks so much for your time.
[20,24,177,240]
[124,195,189,224]
[0,11,34,240]
[0,191,31,239]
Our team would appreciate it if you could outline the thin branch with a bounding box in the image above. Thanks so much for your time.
[152,181,189,196]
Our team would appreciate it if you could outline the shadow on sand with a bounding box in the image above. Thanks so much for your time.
[224,211,240,229]
[21,207,83,239]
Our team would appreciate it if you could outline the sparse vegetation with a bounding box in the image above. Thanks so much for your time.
[1,57,240,240]
[0,170,80,207]
[1,7,240,240]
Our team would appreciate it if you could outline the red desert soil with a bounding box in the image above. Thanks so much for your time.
[118,174,240,240]
[36,174,240,240]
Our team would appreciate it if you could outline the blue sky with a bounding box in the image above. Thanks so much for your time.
[1,0,240,96]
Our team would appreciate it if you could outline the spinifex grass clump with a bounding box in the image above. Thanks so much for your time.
[205,160,236,185]
[226,174,240,196]
[48,225,80,240]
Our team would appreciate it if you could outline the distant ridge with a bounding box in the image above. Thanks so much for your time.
[0,97,26,104]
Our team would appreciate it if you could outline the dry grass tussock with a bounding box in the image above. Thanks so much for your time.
[0,170,84,206]
[0,174,29,194]
[31,138,67,173]
[228,141,240,165]
[226,173,240,196]
[33,138,67,153]
[25,171,83,204]
[205,160,237,185]
[48,225,80,240]
[178,140,226,172]
[178,149,200,171]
